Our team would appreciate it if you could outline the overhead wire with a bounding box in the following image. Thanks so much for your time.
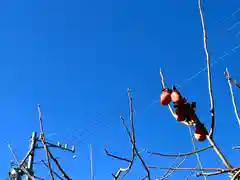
[49,6,240,154]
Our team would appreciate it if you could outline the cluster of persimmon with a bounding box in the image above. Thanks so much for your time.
[160,86,208,142]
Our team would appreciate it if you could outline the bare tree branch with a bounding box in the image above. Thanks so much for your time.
[225,69,240,126]
[196,169,232,177]
[197,0,215,139]
[188,126,207,180]
[127,89,151,179]
[148,167,228,171]
[159,69,175,117]
[159,156,181,180]
[224,70,240,90]
[185,164,198,180]
[206,136,233,170]
[146,145,212,157]
[104,149,131,163]
[158,156,189,180]
[105,89,150,179]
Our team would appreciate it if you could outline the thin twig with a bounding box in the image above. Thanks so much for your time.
[158,156,189,180]
[206,136,233,170]
[225,69,240,126]
[38,104,54,180]
[146,145,212,157]
[135,146,151,179]
[118,114,135,179]
[148,167,227,171]
[224,70,240,90]
[108,90,136,180]
[160,156,181,180]
[196,169,232,177]
[8,143,35,180]
[198,0,215,139]
[159,69,175,116]
[104,149,131,163]
[128,89,151,180]
[188,126,207,180]
[185,164,198,180]
[106,89,151,179]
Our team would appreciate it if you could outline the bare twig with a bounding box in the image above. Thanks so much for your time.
[206,136,233,170]
[160,156,181,180]
[135,146,151,179]
[104,149,131,163]
[148,167,227,171]
[8,143,35,180]
[224,70,240,90]
[188,126,207,180]
[38,104,54,180]
[196,169,232,177]
[185,164,198,180]
[146,145,212,157]
[159,69,175,117]
[198,0,215,139]
[106,89,150,180]
[225,69,240,126]
[158,156,189,180]
[106,92,136,180]
[128,89,151,179]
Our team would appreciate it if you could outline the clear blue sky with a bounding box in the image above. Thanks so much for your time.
[0,0,240,179]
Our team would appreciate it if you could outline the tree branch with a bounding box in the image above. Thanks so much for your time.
[206,136,233,170]
[158,156,189,180]
[146,146,212,157]
[198,0,215,139]
[196,169,232,177]
[224,70,240,90]
[188,126,207,180]
[105,89,150,180]
[225,69,240,127]
[104,149,131,163]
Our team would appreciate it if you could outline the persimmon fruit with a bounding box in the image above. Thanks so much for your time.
[194,123,207,142]
[171,89,183,105]
[160,89,172,105]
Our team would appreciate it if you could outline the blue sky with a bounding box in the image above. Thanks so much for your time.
[1,0,240,179]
